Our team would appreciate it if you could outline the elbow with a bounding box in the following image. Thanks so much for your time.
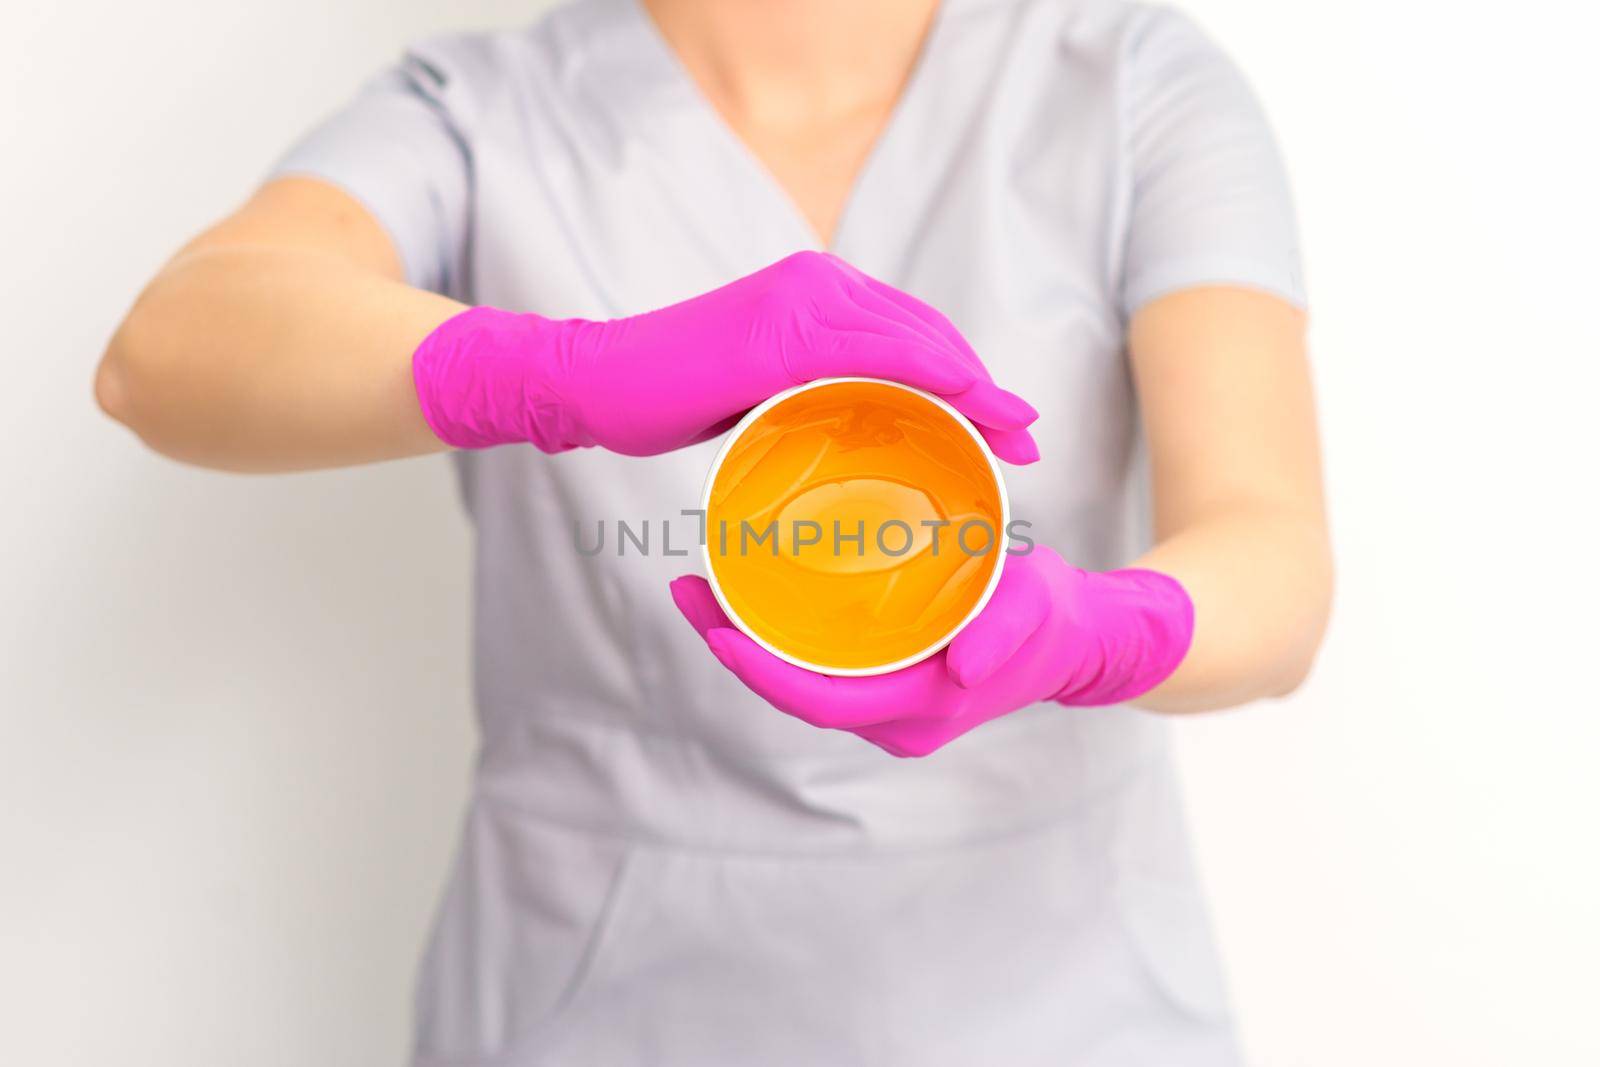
[1267,647,1319,699]
[1267,548,1336,699]
[94,292,177,451]
[94,342,133,427]
[94,321,154,444]
[94,250,280,472]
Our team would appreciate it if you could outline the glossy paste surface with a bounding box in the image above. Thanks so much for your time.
[707,380,1004,672]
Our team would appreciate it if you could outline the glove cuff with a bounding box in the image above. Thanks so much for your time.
[411,306,593,452]
[1052,567,1195,706]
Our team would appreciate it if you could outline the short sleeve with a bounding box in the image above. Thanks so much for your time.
[269,52,470,294]
[1120,7,1305,316]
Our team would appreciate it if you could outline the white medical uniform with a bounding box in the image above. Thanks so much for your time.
[275,0,1305,1062]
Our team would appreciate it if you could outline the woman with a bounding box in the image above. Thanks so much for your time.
[96,0,1332,1061]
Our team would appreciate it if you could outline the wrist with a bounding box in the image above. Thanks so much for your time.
[1051,567,1195,707]
[411,305,594,452]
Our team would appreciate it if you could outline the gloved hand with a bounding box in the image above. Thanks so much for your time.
[670,547,1194,757]
[410,250,1039,462]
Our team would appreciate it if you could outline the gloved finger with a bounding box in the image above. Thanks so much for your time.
[974,424,1041,465]
[945,556,1053,689]
[837,261,988,376]
[828,263,1041,445]
[701,626,935,730]
[835,278,970,368]
[808,329,979,395]
[813,329,1039,443]
[817,294,969,365]
[669,575,734,638]
[944,379,1039,432]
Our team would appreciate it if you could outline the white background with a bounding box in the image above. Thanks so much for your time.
[2,1,1596,1063]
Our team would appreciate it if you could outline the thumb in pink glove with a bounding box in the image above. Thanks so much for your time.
[410,250,1039,463]
[670,548,1194,758]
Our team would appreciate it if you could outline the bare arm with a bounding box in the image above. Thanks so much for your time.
[1128,286,1333,711]
[94,177,463,472]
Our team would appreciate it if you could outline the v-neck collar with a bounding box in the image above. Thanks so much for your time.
[606,0,959,260]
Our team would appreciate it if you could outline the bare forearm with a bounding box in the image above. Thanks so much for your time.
[96,245,461,472]
[1132,504,1332,712]
[95,177,470,472]
[1123,287,1332,713]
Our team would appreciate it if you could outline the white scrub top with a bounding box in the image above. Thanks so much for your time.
[274,0,1304,1062]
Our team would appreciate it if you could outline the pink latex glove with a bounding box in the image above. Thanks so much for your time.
[670,548,1194,757]
[410,251,1039,462]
